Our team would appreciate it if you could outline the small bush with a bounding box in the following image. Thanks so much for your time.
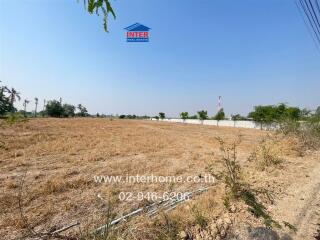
[278,119,300,135]
[248,136,282,169]
[278,118,320,152]
[191,205,208,228]
[148,212,181,240]
[78,199,118,240]
[5,112,28,125]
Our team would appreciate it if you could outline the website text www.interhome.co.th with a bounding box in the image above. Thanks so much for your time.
[93,174,215,184]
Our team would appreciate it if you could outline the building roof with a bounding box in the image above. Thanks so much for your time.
[124,23,151,31]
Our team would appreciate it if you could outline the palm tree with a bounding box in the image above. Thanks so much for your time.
[34,97,38,117]
[77,104,88,117]
[6,88,21,111]
[43,99,46,111]
[77,104,83,116]
[0,81,14,114]
[23,99,30,117]
[0,81,7,98]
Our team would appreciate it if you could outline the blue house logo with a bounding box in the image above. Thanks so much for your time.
[124,23,151,42]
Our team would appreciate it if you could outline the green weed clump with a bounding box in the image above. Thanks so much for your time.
[5,112,28,125]
[191,205,208,228]
[213,136,288,229]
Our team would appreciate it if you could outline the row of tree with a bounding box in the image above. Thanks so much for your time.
[2,82,319,123]
[248,104,320,125]
[155,109,226,121]
[155,104,320,124]
[0,82,89,118]
[119,114,150,119]
[44,101,88,117]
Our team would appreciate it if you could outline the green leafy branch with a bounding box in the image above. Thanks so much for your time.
[81,0,116,32]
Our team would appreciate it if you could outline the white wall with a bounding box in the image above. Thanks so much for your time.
[150,118,274,130]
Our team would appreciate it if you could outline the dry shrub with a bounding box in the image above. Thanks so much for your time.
[278,134,306,157]
[248,135,283,170]
[295,122,320,151]
[152,212,182,240]
[77,198,118,240]
[42,179,66,195]
[190,205,208,228]
[278,119,320,154]
[40,176,90,195]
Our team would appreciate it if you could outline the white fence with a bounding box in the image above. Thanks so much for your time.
[150,118,277,130]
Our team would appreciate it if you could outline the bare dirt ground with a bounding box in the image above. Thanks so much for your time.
[271,150,320,239]
[0,118,319,239]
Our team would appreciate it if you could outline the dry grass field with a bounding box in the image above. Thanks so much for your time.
[0,118,319,239]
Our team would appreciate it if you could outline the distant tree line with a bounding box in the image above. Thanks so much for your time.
[2,82,319,124]
[153,109,227,121]
[0,81,90,118]
[157,103,320,126]
[248,103,320,129]
[42,100,89,117]
[247,103,316,124]
[118,114,150,119]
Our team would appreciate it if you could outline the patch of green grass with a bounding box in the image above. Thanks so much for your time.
[5,112,28,125]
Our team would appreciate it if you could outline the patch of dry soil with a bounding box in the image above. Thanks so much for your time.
[272,152,320,239]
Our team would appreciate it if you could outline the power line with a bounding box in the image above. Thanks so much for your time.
[305,0,320,35]
[315,0,320,14]
[308,0,320,28]
[297,0,320,46]
[301,0,320,38]
[295,1,320,51]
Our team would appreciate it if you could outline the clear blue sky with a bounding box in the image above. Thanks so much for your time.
[0,0,319,117]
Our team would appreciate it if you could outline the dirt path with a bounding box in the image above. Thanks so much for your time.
[272,153,320,240]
